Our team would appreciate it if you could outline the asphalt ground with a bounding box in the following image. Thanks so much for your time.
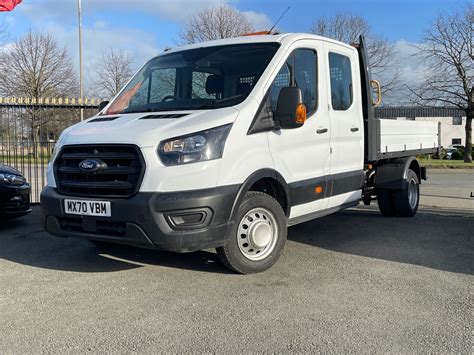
[0,169,472,352]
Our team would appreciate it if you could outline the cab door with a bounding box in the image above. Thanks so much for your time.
[325,44,364,208]
[266,41,332,220]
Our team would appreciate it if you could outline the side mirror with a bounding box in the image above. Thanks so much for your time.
[98,100,109,112]
[274,87,307,129]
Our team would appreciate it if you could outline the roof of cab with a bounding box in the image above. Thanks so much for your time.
[160,32,355,56]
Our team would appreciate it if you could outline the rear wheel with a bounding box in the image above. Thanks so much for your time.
[377,169,420,217]
[216,192,287,274]
[377,189,396,216]
[394,169,419,217]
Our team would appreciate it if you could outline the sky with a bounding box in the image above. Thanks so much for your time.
[0,0,468,101]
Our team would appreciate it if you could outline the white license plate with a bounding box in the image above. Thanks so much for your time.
[64,199,111,217]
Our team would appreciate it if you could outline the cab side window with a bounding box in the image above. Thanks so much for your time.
[329,52,353,110]
[269,48,317,113]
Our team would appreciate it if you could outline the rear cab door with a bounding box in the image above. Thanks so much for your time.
[324,41,365,208]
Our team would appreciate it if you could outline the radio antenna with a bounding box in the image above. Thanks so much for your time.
[268,6,290,34]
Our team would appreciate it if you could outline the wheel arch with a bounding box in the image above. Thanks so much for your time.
[374,156,422,190]
[229,169,291,223]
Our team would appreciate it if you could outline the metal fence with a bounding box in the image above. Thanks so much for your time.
[0,99,463,204]
[0,98,100,203]
[374,106,465,119]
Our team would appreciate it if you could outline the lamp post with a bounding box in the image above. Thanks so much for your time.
[77,0,84,121]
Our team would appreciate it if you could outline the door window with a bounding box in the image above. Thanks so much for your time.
[269,48,317,114]
[329,52,353,110]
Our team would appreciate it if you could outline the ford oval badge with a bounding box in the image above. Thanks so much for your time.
[78,159,106,172]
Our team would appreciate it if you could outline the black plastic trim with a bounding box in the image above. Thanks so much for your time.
[88,116,120,123]
[289,170,364,206]
[247,92,274,135]
[374,157,423,190]
[164,207,213,231]
[230,169,291,220]
[41,184,239,253]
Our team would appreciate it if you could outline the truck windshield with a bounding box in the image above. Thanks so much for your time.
[105,43,280,115]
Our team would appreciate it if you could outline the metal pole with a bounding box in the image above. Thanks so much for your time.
[78,0,84,121]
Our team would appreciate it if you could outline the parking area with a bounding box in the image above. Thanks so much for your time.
[0,170,472,352]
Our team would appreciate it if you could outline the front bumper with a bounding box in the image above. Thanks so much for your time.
[40,185,240,252]
[0,183,31,217]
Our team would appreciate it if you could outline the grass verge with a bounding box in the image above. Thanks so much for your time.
[419,160,474,169]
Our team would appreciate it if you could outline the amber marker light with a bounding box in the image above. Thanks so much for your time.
[315,186,323,194]
[296,103,307,124]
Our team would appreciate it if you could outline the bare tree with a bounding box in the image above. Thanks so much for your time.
[0,31,77,98]
[181,4,254,44]
[408,4,473,162]
[95,49,134,98]
[0,31,77,156]
[311,12,400,98]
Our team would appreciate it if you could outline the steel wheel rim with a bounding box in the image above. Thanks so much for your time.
[408,178,418,209]
[237,207,278,261]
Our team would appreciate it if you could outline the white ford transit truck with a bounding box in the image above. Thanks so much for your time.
[41,33,439,273]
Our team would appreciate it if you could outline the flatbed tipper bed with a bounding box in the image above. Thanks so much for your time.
[356,36,439,162]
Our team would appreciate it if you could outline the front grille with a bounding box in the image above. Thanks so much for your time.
[4,196,30,212]
[58,216,126,237]
[54,144,145,198]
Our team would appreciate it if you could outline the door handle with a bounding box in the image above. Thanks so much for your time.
[350,127,359,132]
[317,128,328,134]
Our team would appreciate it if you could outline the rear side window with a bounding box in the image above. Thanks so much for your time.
[269,48,317,113]
[329,52,353,110]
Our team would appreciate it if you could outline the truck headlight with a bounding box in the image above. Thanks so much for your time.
[0,173,26,186]
[158,124,232,166]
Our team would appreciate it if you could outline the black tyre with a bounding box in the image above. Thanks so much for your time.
[377,189,396,217]
[216,191,287,274]
[393,169,420,217]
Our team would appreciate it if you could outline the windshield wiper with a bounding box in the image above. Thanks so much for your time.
[191,94,244,110]
[121,95,245,113]
[123,107,188,114]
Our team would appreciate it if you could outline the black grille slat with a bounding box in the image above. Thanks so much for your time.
[60,180,132,189]
[54,145,145,198]
[58,166,137,175]
[4,198,30,212]
[61,152,136,160]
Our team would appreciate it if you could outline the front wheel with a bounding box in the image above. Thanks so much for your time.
[216,192,287,274]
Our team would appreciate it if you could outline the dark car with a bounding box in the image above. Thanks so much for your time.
[0,164,31,219]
